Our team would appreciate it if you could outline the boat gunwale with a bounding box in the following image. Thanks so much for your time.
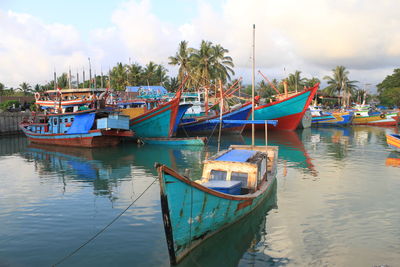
[159,147,278,201]
[179,102,252,127]
[255,84,319,110]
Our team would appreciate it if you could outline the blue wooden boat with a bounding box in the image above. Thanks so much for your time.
[156,144,278,264]
[141,136,206,146]
[178,103,252,135]
[312,111,354,126]
[20,109,134,147]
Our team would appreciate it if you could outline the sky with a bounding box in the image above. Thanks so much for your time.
[1,0,400,92]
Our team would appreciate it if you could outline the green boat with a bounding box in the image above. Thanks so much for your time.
[156,144,278,264]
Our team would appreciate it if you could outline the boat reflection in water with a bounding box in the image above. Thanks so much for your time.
[177,182,278,267]
[23,143,135,196]
[242,130,317,176]
[386,152,400,167]
[23,142,208,195]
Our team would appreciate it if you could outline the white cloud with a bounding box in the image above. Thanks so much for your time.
[0,10,87,87]
[1,0,400,89]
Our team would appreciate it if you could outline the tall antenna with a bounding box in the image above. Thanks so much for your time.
[88,57,92,88]
[68,67,72,89]
[83,67,85,88]
[76,71,80,89]
[251,24,255,146]
[54,68,57,90]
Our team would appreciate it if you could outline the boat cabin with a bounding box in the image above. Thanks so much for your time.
[25,111,130,135]
[197,145,277,195]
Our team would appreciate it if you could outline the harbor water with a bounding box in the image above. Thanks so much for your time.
[0,126,399,266]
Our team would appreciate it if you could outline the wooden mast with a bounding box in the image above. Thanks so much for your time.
[251,24,255,147]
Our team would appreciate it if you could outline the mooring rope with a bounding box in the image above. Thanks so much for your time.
[52,177,158,267]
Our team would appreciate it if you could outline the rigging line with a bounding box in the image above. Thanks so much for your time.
[52,177,158,267]
[205,122,220,146]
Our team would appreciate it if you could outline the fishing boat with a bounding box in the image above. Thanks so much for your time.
[311,111,354,126]
[20,109,133,147]
[352,110,399,126]
[157,143,278,264]
[178,102,252,135]
[128,90,184,138]
[34,88,108,110]
[249,83,319,131]
[386,133,400,152]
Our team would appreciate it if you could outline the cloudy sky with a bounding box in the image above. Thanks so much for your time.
[1,0,399,91]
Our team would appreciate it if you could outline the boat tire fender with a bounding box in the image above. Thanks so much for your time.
[34,92,40,101]
[380,114,385,119]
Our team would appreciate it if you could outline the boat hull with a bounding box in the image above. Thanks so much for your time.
[178,103,252,135]
[21,127,131,148]
[352,112,399,126]
[129,92,181,138]
[386,133,400,152]
[249,84,319,131]
[312,112,354,126]
[157,158,277,264]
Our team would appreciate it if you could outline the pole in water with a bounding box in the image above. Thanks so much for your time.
[217,80,223,153]
[251,24,256,146]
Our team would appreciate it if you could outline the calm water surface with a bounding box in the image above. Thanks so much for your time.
[0,126,399,266]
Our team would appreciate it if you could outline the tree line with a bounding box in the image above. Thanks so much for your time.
[0,39,398,107]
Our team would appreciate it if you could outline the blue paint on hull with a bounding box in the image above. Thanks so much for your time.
[178,104,252,135]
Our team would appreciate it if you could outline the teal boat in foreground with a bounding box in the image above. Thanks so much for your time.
[156,144,278,264]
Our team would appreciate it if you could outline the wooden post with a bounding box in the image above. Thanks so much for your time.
[251,24,255,147]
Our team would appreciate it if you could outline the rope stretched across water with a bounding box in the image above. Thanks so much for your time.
[52,177,158,266]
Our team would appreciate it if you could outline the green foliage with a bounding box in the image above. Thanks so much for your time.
[169,40,235,90]
[323,65,358,106]
[286,70,306,91]
[304,77,321,88]
[378,87,400,107]
[164,77,180,92]
[377,69,400,106]
[0,100,20,111]
[377,69,400,93]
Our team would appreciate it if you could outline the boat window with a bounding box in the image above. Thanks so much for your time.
[64,118,68,123]
[53,118,57,125]
[59,118,62,123]
[210,170,227,180]
[71,118,74,122]
[231,172,248,187]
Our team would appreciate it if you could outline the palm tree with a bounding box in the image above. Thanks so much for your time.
[143,61,158,85]
[18,82,32,96]
[211,44,235,83]
[323,66,358,106]
[287,70,306,92]
[110,63,127,90]
[57,73,68,89]
[164,77,179,92]
[126,63,143,86]
[190,40,215,88]
[168,41,193,84]
[304,77,321,88]
[155,64,169,86]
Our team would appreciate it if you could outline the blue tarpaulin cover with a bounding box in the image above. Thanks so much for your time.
[216,149,257,162]
[66,113,95,134]
[126,85,167,94]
